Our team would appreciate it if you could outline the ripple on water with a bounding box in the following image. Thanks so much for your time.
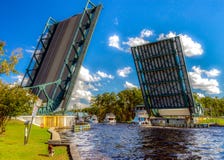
[62,124,224,160]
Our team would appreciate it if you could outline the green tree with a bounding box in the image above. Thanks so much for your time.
[0,41,21,75]
[89,88,144,122]
[117,88,143,121]
[0,41,36,134]
[0,81,37,134]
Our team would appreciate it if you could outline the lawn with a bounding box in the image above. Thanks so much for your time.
[198,117,224,126]
[0,119,69,160]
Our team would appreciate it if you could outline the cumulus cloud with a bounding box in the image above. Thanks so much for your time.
[181,34,203,57]
[196,93,205,98]
[204,69,221,77]
[124,81,138,89]
[68,67,115,109]
[12,47,23,55]
[122,37,148,47]
[78,66,100,82]
[97,71,114,79]
[25,49,34,54]
[122,29,153,47]
[188,66,221,94]
[68,66,100,109]
[108,29,153,51]
[108,34,123,50]
[158,31,203,57]
[12,74,24,85]
[157,32,176,40]
[108,30,203,57]
[117,67,132,77]
[140,29,153,38]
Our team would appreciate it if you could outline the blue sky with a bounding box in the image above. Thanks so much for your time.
[1,0,224,108]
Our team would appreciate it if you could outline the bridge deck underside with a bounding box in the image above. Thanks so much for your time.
[21,4,102,114]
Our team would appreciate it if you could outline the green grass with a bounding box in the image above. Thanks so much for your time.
[198,117,224,126]
[0,119,69,160]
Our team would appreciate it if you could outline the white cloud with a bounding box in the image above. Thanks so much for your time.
[124,81,138,89]
[122,37,148,47]
[68,66,101,109]
[108,29,153,51]
[117,67,132,77]
[122,29,153,47]
[140,29,153,38]
[181,34,203,57]
[12,48,23,55]
[157,32,176,40]
[158,32,203,57]
[196,93,205,98]
[12,74,24,85]
[68,67,115,109]
[204,69,221,77]
[97,71,114,79]
[78,66,100,82]
[188,66,221,94]
[108,34,123,50]
[25,49,34,54]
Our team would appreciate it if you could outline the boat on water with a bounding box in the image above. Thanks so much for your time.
[132,105,150,125]
[104,113,116,124]
[90,115,98,124]
[73,112,91,132]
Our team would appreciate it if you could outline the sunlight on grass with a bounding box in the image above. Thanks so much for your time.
[0,119,69,160]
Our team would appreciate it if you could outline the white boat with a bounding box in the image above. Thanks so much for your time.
[90,115,98,124]
[132,105,150,125]
[73,112,91,132]
[104,113,116,124]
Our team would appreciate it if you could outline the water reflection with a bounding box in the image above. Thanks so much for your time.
[139,128,198,159]
[62,124,224,160]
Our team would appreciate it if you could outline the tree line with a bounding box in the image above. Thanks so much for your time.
[80,88,144,122]
[193,94,224,117]
[79,92,224,122]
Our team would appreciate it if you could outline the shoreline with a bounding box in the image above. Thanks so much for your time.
[47,127,81,160]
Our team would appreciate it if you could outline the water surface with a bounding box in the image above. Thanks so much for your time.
[62,124,224,160]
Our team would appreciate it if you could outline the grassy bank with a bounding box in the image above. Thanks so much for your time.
[0,119,69,160]
[198,117,224,126]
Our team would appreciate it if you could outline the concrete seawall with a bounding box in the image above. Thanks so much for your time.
[47,127,81,160]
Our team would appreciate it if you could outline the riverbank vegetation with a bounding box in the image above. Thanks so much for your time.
[79,88,144,122]
[0,119,69,160]
[73,91,224,123]
[193,94,224,117]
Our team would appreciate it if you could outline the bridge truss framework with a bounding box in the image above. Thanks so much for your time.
[131,36,198,117]
[21,1,102,114]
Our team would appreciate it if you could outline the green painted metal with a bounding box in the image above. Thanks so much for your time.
[21,17,57,87]
[21,0,102,114]
[171,40,191,112]
[131,37,196,117]
[62,2,102,113]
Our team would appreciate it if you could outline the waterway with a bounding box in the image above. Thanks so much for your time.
[62,124,224,160]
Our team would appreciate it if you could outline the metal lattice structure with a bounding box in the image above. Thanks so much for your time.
[131,36,195,116]
[21,1,102,114]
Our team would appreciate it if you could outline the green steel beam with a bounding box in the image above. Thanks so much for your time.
[62,3,102,112]
[21,1,102,115]
[21,17,57,87]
